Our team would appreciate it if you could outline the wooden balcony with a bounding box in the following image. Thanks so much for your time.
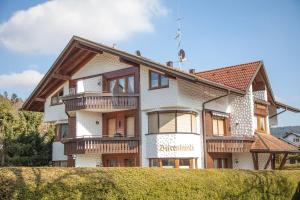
[62,92,138,112]
[63,136,139,155]
[206,136,255,153]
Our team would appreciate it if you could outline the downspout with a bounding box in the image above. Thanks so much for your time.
[202,90,230,168]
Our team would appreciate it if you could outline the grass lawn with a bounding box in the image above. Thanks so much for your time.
[0,167,299,200]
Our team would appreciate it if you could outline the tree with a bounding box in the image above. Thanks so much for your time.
[0,95,55,166]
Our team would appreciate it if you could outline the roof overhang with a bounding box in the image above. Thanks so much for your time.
[251,133,299,153]
[22,36,244,112]
[275,101,300,113]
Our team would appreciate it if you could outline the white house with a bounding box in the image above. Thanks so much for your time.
[22,36,299,169]
[283,132,300,147]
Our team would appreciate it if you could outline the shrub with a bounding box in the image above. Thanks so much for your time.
[0,167,299,200]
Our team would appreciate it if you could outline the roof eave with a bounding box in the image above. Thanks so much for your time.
[275,101,300,113]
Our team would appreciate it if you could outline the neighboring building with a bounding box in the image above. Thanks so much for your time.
[271,127,300,164]
[22,36,300,170]
[283,132,300,147]
[271,126,300,138]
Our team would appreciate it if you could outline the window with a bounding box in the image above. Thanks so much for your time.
[294,138,300,142]
[126,117,135,137]
[212,117,225,136]
[161,159,175,168]
[51,88,64,105]
[213,158,228,168]
[55,123,68,140]
[109,76,135,94]
[149,158,195,169]
[60,124,68,139]
[159,113,176,133]
[179,159,190,169]
[149,71,169,89]
[148,113,159,134]
[177,113,192,133]
[124,159,135,167]
[256,115,266,133]
[148,111,197,134]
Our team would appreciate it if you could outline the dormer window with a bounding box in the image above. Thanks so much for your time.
[149,71,169,90]
[51,88,64,105]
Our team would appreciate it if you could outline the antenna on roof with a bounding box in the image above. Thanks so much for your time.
[174,0,186,69]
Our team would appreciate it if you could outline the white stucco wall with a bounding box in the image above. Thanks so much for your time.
[77,76,102,93]
[177,79,229,112]
[76,111,102,137]
[140,65,178,110]
[44,81,69,123]
[232,153,271,170]
[72,53,132,79]
[75,154,102,167]
[146,133,202,158]
[52,142,67,161]
[232,153,253,169]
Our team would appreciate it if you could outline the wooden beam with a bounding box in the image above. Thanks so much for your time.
[76,43,103,54]
[51,74,70,80]
[279,153,288,170]
[271,153,276,170]
[252,153,259,170]
[35,97,45,102]
[119,57,140,67]
[264,153,272,169]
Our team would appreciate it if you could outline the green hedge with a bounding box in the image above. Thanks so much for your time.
[0,167,299,200]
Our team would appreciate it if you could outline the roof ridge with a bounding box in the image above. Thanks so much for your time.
[196,60,262,75]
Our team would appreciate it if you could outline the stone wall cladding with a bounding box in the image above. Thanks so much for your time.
[230,86,255,136]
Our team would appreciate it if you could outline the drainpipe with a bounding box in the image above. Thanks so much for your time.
[202,90,230,168]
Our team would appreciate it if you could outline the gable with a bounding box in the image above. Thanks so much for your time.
[72,52,133,79]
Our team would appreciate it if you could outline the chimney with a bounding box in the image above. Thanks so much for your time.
[166,61,173,67]
[136,50,141,56]
[189,69,196,74]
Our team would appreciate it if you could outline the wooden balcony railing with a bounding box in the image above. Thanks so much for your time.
[62,92,138,112]
[206,136,255,153]
[63,136,139,155]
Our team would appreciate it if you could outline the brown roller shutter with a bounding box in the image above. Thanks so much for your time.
[68,117,76,138]
[225,115,231,136]
[205,111,213,136]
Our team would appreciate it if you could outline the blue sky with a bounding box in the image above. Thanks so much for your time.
[0,0,299,127]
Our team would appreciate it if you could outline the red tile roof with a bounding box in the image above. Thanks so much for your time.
[195,61,262,91]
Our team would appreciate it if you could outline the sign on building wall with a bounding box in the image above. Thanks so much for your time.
[146,134,201,158]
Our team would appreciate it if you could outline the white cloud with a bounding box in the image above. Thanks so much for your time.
[0,70,44,89]
[0,0,167,54]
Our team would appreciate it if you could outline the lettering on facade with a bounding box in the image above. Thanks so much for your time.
[159,144,194,152]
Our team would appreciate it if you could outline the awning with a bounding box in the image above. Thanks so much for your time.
[250,133,299,153]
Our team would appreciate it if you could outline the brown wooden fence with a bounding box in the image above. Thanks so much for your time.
[63,93,138,111]
[206,136,254,153]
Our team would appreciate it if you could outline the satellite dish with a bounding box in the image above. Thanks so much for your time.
[178,49,186,62]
